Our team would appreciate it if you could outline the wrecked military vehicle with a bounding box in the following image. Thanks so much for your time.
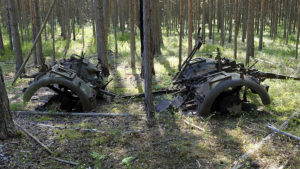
[162,28,300,116]
[23,54,108,111]
[23,28,299,115]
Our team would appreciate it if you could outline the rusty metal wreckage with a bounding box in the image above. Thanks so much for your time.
[22,28,300,115]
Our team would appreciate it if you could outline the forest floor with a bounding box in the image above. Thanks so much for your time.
[0,26,300,168]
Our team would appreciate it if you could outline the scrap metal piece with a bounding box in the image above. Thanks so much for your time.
[171,96,184,109]
[156,99,172,112]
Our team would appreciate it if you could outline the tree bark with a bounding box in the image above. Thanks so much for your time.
[208,0,214,39]
[143,0,155,124]
[188,0,193,54]
[273,0,278,41]
[112,0,118,66]
[130,0,136,68]
[202,0,206,41]
[178,0,184,71]
[30,0,37,66]
[242,0,248,42]
[7,0,23,73]
[5,0,13,51]
[151,0,162,55]
[0,23,4,52]
[0,66,17,140]
[258,0,266,50]
[51,4,55,63]
[72,0,76,41]
[94,0,109,77]
[234,0,240,59]
[33,0,45,66]
[228,0,233,43]
[219,0,225,46]
[246,0,254,65]
[296,2,300,59]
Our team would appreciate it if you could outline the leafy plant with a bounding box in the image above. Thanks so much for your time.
[120,156,135,166]
[91,152,107,169]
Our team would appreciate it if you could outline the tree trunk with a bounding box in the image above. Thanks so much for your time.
[0,23,4,52]
[188,0,193,54]
[202,0,206,41]
[258,0,266,50]
[178,0,184,71]
[5,0,13,51]
[72,0,76,41]
[30,0,37,66]
[0,65,17,140]
[296,2,300,59]
[143,0,154,124]
[151,0,162,56]
[119,0,125,33]
[103,0,111,53]
[113,0,118,66]
[273,0,278,41]
[7,0,23,73]
[130,0,136,68]
[94,0,109,77]
[234,0,240,59]
[242,0,248,42]
[246,0,254,65]
[51,5,55,63]
[33,0,45,66]
[219,0,225,46]
[228,0,233,43]
[208,0,214,39]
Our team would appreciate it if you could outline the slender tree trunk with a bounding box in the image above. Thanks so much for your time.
[273,0,278,41]
[228,0,233,43]
[103,0,111,53]
[51,5,55,63]
[208,0,213,39]
[130,0,136,68]
[143,0,154,124]
[119,0,125,33]
[246,0,254,65]
[0,23,4,52]
[113,0,118,66]
[178,0,184,71]
[234,0,240,59]
[94,0,109,77]
[7,0,23,72]
[242,0,248,42]
[259,0,266,50]
[80,1,85,50]
[296,2,300,59]
[33,0,44,66]
[29,0,37,66]
[139,0,144,68]
[285,0,292,44]
[151,0,162,56]
[188,0,193,54]
[72,0,76,40]
[5,0,13,51]
[220,0,225,46]
[202,0,206,41]
[0,66,17,140]
[92,0,96,36]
